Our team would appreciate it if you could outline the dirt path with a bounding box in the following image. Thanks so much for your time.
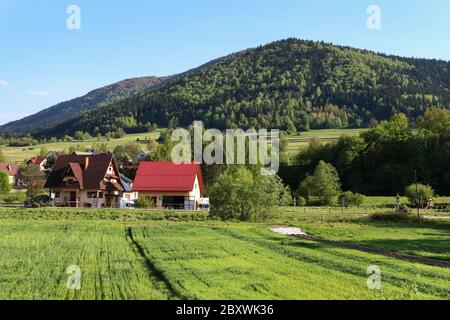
[294,234,450,269]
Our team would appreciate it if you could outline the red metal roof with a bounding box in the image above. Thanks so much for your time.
[0,163,19,177]
[133,162,204,193]
[27,156,46,165]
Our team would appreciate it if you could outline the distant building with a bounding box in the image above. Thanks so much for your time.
[133,162,204,210]
[44,153,126,208]
[26,156,47,171]
[0,163,20,185]
[119,173,138,208]
[136,150,149,162]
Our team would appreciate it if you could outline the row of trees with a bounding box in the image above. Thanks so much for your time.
[285,108,450,196]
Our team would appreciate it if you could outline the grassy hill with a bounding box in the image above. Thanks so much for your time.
[33,38,450,139]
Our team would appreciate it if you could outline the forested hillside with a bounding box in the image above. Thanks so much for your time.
[21,39,450,138]
[0,76,167,134]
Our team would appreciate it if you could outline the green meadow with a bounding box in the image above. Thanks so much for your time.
[285,128,368,157]
[1,128,364,164]
[0,208,448,300]
[1,131,161,164]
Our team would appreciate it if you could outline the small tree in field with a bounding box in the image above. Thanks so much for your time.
[405,184,434,208]
[300,161,341,206]
[209,166,291,221]
[0,171,12,194]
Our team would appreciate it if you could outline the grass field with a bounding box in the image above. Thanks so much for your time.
[277,213,450,262]
[0,208,449,300]
[1,131,161,164]
[285,128,367,157]
[2,128,363,163]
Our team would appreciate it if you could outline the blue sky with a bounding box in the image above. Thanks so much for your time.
[1,0,449,124]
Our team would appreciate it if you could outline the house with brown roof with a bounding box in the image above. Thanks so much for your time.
[44,153,126,208]
[0,163,20,185]
[133,162,204,210]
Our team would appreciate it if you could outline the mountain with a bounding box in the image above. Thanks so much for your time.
[0,76,167,134]
[16,39,450,138]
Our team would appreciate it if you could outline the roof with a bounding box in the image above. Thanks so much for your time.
[45,153,124,191]
[120,173,133,192]
[27,156,46,165]
[133,162,204,193]
[0,163,19,177]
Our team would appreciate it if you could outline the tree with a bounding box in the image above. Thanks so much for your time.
[21,167,47,200]
[300,161,341,205]
[39,146,48,157]
[209,166,291,221]
[417,107,450,136]
[405,184,434,208]
[0,171,12,194]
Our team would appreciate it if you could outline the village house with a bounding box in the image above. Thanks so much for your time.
[26,156,47,172]
[0,163,20,185]
[133,162,204,210]
[44,153,127,208]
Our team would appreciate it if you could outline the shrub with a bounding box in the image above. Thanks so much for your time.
[405,184,434,208]
[297,196,307,206]
[30,195,50,208]
[0,172,12,194]
[369,211,421,222]
[341,191,365,207]
[135,197,156,209]
[1,192,27,204]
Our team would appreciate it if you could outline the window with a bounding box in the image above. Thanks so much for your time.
[55,192,60,198]
[67,179,74,185]
[87,192,97,199]
[98,192,104,199]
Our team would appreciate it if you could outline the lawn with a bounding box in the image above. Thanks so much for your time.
[0,208,449,300]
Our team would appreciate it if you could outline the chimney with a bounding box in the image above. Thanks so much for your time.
[84,156,90,170]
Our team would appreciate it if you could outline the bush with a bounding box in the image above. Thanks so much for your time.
[0,208,208,222]
[1,193,27,204]
[135,197,156,209]
[30,195,50,208]
[297,196,307,206]
[341,191,365,207]
[369,211,421,222]
[405,184,434,208]
[0,172,12,194]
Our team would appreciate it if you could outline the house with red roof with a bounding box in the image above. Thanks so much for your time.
[26,156,47,172]
[0,163,20,185]
[44,153,126,208]
[133,162,204,210]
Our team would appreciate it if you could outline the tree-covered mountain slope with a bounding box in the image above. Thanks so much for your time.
[30,39,450,138]
[0,76,167,134]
